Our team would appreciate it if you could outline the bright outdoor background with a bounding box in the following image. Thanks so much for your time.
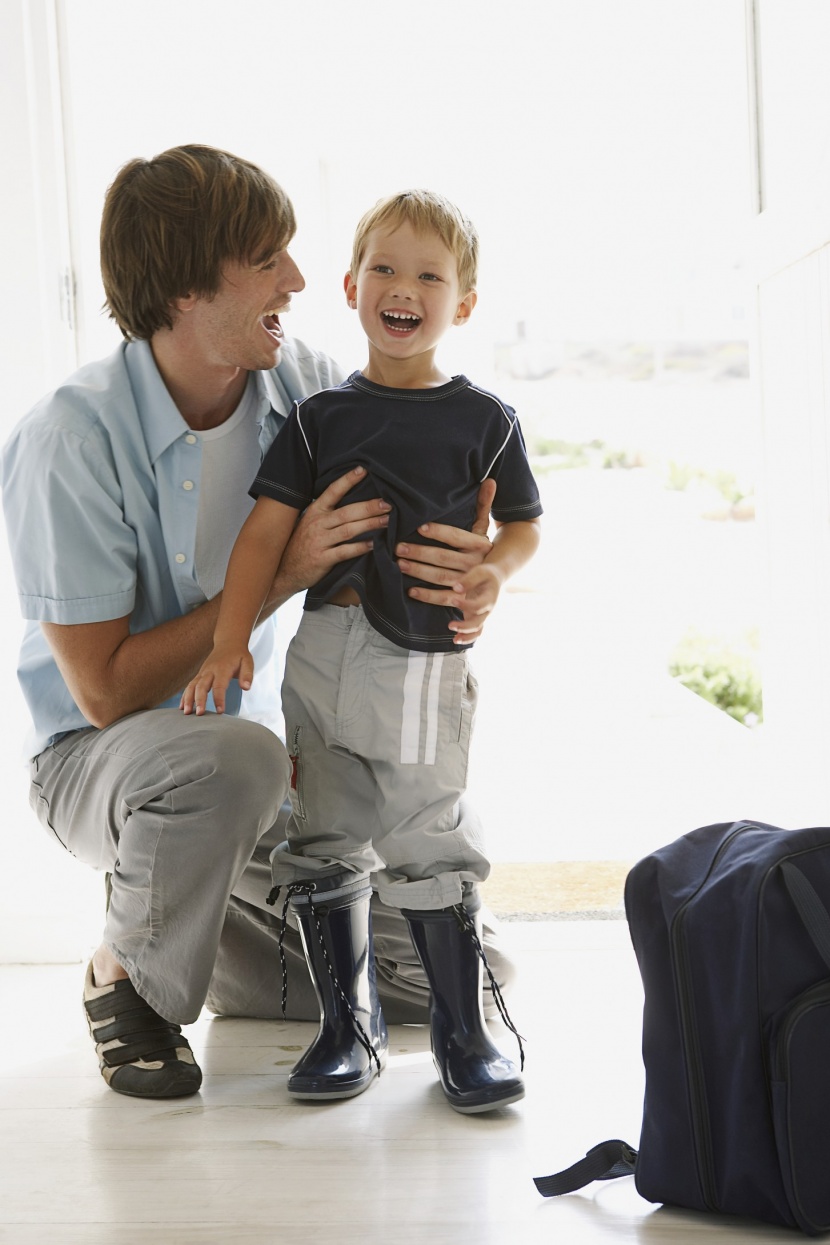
[2,0,774,957]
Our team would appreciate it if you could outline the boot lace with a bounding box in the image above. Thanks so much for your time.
[451,903,526,1070]
[268,881,382,1078]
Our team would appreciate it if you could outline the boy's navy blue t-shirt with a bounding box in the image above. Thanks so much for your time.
[251,371,543,653]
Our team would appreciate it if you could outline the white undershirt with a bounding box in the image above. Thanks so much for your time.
[194,376,262,601]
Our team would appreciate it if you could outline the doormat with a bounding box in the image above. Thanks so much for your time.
[481,861,632,921]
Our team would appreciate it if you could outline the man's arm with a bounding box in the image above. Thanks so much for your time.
[41,467,391,729]
[42,603,224,730]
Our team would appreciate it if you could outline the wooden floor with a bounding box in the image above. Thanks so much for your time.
[0,922,799,1244]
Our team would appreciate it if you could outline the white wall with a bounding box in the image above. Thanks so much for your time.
[750,0,830,810]
[0,0,102,961]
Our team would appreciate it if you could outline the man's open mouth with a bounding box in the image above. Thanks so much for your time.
[381,311,421,333]
[263,311,285,340]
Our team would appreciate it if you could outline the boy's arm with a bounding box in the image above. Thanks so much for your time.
[450,518,541,639]
[181,496,299,715]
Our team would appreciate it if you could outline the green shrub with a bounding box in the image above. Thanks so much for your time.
[668,629,763,727]
[665,461,750,505]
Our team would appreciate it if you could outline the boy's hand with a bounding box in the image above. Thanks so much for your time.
[180,645,255,716]
[447,563,506,641]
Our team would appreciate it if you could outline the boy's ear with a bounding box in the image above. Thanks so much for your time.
[453,289,478,327]
[343,272,358,309]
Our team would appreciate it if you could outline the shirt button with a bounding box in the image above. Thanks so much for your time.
[185,434,197,445]
[182,480,194,491]
[175,553,186,564]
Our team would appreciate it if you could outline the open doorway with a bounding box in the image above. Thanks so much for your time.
[0,0,767,952]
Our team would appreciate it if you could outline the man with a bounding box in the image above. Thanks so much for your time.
[1,145,510,1099]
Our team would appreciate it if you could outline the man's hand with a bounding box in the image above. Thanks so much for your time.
[395,478,497,643]
[270,466,391,607]
[181,644,255,716]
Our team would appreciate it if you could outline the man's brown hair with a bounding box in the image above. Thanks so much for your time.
[100,145,296,340]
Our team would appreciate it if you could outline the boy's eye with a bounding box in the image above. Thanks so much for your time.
[372,265,393,274]
[420,272,441,282]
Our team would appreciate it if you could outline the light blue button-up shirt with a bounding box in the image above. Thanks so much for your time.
[2,337,344,758]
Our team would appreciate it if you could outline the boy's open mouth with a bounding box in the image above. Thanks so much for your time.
[381,311,421,333]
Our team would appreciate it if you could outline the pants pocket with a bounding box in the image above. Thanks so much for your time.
[29,758,71,852]
[287,725,307,822]
[458,660,478,745]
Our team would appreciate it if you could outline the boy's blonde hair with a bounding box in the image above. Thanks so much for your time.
[350,190,478,295]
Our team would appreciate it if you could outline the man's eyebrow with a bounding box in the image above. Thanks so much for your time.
[250,237,291,265]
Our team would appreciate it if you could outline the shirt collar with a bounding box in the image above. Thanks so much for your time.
[124,340,191,465]
[126,341,285,463]
[257,367,292,421]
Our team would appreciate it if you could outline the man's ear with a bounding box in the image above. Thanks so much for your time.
[171,292,198,314]
[343,272,358,309]
[454,289,477,327]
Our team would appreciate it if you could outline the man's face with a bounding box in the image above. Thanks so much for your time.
[187,247,306,371]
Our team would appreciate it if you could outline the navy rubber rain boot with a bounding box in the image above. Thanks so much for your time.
[274,874,388,1100]
[403,896,525,1114]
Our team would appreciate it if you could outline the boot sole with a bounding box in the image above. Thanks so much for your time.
[446,1086,526,1114]
[287,1071,381,1101]
[287,1053,386,1101]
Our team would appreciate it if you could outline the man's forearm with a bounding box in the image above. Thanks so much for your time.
[107,597,226,710]
[43,590,235,728]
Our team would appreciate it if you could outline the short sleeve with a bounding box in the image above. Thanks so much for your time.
[488,417,544,523]
[250,401,316,510]
[2,415,139,623]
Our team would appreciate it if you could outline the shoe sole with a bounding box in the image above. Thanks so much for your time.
[287,1058,386,1100]
[445,1086,526,1114]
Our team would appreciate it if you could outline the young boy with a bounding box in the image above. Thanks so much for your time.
[183,191,542,1113]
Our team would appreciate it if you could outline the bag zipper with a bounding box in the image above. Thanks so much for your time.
[772,980,830,1081]
[669,820,754,1211]
[771,980,830,1233]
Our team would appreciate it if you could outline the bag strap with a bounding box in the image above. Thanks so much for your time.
[533,1139,637,1197]
[781,860,830,971]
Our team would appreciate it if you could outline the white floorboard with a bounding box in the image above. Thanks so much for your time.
[0,923,800,1244]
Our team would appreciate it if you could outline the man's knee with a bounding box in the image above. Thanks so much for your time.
[198,716,289,808]
[157,716,290,845]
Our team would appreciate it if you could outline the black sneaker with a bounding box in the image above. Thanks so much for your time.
[83,962,203,1098]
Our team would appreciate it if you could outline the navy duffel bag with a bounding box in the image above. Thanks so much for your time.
[535,820,830,1236]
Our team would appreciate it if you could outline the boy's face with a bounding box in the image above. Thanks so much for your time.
[344,221,476,371]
